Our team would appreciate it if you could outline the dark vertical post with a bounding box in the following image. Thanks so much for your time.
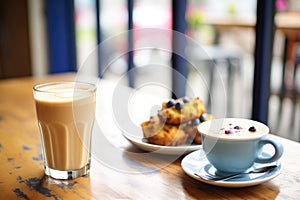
[127,0,134,87]
[95,0,102,77]
[251,0,276,123]
[172,0,187,99]
[45,0,77,73]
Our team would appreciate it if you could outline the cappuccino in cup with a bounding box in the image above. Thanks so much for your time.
[198,118,283,173]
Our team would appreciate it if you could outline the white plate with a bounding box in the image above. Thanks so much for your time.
[123,133,201,155]
[181,150,282,188]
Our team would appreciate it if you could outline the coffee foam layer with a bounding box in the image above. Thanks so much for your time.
[34,83,94,102]
[198,118,269,140]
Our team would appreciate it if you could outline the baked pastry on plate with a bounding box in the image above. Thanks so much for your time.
[141,97,212,146]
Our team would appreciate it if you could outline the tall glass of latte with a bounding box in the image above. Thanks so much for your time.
[33,82,96,179]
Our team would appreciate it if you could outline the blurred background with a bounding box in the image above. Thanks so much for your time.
[0,0,299,141]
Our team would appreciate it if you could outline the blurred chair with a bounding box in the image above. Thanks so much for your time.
[272,38,300,140]
[187,44,242,116]
[123,0,242,116]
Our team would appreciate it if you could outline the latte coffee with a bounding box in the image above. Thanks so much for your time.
[33,82,96,179]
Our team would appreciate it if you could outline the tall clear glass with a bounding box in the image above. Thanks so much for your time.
[33,82,96,179]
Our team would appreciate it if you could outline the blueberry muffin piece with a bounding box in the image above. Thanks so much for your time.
[158,97,206,125]
[141,116,188,146]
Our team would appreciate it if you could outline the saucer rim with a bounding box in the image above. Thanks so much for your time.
[181,150,282,188]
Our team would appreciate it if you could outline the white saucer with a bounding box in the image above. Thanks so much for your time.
[181,150,282,188]
[123,133,201,155]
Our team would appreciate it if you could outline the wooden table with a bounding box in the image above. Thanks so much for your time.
[1,73,300,199]
[201,12,300,32]
[202,12,300,62]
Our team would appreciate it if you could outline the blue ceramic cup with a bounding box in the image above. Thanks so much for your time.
[198,118,283,173]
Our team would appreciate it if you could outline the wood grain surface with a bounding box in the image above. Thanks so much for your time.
[0,73,299,199]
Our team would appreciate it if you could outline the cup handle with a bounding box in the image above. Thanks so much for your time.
[255,137,284,163]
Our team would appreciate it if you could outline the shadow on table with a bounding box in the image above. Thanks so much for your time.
[181,175,280,199]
